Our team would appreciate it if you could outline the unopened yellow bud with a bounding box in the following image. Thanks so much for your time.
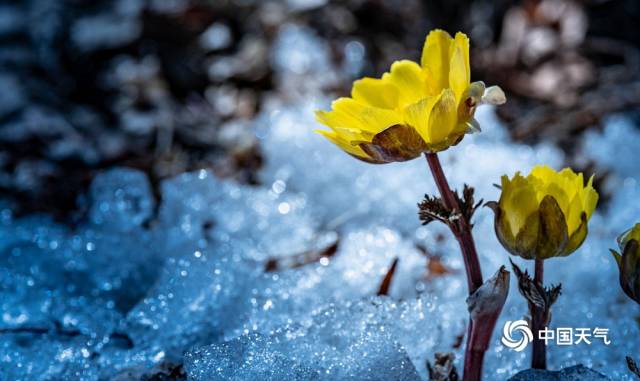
[488,165,598,260]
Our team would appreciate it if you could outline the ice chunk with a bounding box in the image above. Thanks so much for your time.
[157,169,318,262]
[238,227,434,337]
[0,334,98,381]
[0,217,130,381]
[123,247,258,359]
[0,213,126,331]
[0,168,164,380]
[122,168,325,362]
[185,334,318,381]
[185,298,424,381]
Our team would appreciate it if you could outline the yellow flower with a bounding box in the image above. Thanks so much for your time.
[611,223,640,304]
[315,29,506,164]
[488,165,598,260]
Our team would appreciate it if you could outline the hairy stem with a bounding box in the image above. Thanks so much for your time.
[531,258,547,369]
[424,152,487,381]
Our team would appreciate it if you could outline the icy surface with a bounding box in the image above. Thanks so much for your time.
[0,168,156,380]
[508,365,610,381]
[185,298,423,381]
[0,102,640,380]
[2,106,639,379]
[4,104,638,379]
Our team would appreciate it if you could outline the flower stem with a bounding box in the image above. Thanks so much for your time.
[424,153,483,292]
[424,152,487,381]
[531,258,547,369]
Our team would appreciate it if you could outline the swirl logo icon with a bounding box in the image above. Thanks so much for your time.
[501,320,533,352]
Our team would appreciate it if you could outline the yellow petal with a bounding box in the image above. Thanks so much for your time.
[402,96,439,144]
[500,173,515,193]
[316,98,402,135]
[565,194,583,234]
[529,166,567,206]
[427,89,457,144]
[621,223,640,245]
[315,129,371,160]
[382,60,427,106]
[543,182,570,216]
[323,125,372,142]
[560,168,582,192]
[564,213,588,255]
[315,99,368,133]
[503,178,539,236]
[448,32,470,103]
[454,33,470,78]
[582,186,598,220]
[352,78,399,109]
[421,29,453,94]
[529,165,557,184]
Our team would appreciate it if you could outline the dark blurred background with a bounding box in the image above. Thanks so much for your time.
[1,0,639,221]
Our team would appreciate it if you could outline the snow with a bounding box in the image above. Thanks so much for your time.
[2,16,640,381]
[185,299,423,381]
[508,365,610,380]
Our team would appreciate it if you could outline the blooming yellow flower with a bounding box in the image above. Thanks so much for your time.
[611,223,640,304]
[489,165,598,260]
[315,29,506,164]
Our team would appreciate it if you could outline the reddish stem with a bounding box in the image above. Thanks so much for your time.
[465,291,507,380]
[424,153,487,381]
[531,258,547,369]
[424,153,483,293]
[462,348,485,381]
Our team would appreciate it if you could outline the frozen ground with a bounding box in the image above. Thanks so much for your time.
[1,23,640,381]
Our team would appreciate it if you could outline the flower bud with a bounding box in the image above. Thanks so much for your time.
[488,165,598,260]
[467,266,510,321]
[611,223,640,304]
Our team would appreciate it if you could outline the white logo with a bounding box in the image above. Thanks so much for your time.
[501,320,533,352]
